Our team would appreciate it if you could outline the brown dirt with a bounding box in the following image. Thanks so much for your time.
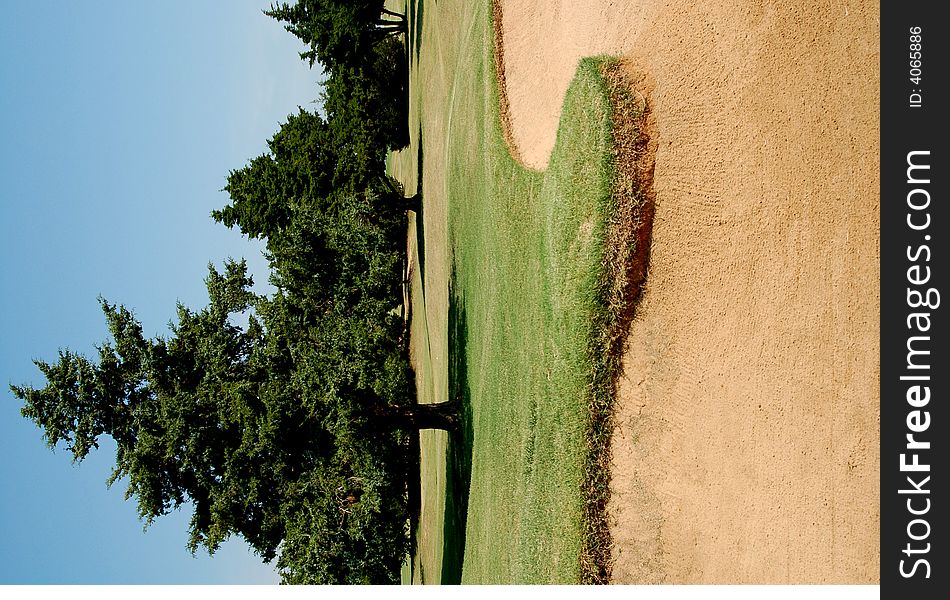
[495,0,880,583]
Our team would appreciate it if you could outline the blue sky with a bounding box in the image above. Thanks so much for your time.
[1,1,321,584]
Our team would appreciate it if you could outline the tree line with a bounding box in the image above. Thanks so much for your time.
[11,1,448,584]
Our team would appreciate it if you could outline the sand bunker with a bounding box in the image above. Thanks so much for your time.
[496,0,880,583]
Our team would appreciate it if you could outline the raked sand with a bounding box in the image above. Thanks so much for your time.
[495,0,879,582]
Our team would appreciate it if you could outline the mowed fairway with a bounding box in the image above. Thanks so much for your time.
[390,0,646,584]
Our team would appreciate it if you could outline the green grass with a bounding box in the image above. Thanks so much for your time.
[391,0,649,584]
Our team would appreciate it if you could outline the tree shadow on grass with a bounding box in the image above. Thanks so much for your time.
[440,271,474,584]
[409,0,425,63]
[402,269,472,585]
[413,126,426,293]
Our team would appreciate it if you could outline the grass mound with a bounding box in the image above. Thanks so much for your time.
[393,0,654,584]
[576,57,655,583]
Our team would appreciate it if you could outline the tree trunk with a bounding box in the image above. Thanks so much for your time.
[383,401,459,432]
[396,193,421,213]
[379,8,406,21]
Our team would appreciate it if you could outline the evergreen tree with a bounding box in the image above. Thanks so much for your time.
[11,261,456,583]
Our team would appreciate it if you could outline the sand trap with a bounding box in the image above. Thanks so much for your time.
[496,0,880,583]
